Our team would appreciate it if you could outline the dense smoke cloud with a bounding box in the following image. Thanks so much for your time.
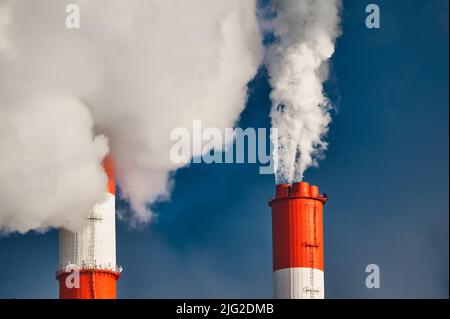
[267,0,342,183]
[0,0,262,233]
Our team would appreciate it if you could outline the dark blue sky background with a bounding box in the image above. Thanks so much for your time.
[0,0,448,298]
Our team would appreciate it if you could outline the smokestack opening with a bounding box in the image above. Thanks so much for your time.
[270,181,328,207]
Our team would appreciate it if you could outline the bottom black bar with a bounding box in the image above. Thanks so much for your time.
[0,299,448,318]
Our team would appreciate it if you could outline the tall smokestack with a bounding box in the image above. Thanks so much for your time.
[269,182,327,299]
[56,155,121,299]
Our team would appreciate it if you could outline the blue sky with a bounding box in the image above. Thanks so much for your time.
[0,0,448,298]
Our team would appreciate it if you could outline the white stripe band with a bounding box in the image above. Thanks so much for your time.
[59,192,116,271]
[273,267,324,299]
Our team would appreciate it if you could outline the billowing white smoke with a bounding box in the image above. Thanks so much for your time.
[267,0,342,184]
[0,0,262,233]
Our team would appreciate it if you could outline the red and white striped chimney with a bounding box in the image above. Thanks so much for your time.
[269,182,327,299]
[56,155,121,299]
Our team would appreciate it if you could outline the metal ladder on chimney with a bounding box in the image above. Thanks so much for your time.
[87,210,102,266]
[303,201,320,298]
[87,210,102,299]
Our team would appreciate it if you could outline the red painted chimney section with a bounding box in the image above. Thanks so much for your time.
[269,181,327,299]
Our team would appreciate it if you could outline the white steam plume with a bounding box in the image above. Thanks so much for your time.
[267,0,342,184]
[0,0,262,233]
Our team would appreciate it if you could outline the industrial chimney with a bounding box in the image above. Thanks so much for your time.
[268,182,327,299]
[56,155,122,299]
